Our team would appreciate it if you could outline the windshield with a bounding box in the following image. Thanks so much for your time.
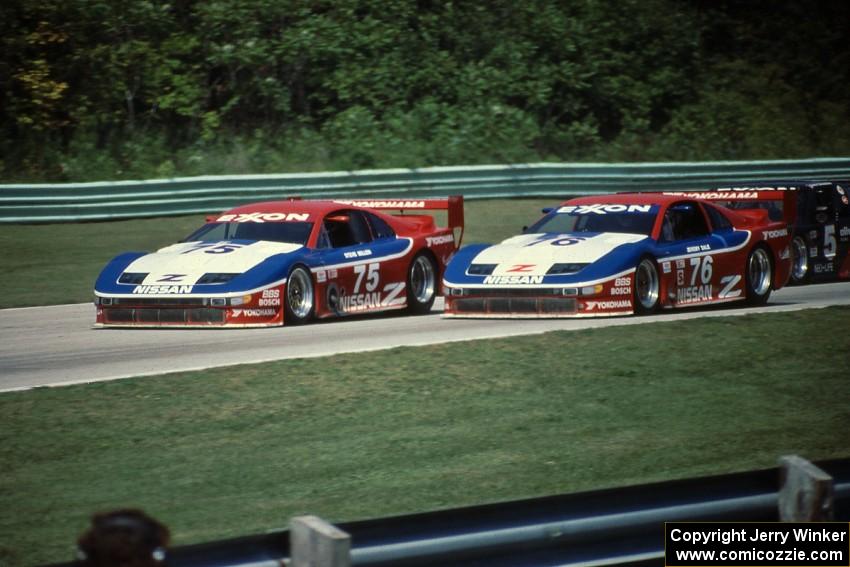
[527,204,658,235]
[183,221,314,245]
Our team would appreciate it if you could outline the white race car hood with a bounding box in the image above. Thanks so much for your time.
[126,240,303,284]
[473,233,647,276]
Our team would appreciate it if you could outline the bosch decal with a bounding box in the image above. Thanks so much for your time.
[259,288,281,307]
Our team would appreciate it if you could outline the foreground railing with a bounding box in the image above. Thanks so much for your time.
[45,455,850,567]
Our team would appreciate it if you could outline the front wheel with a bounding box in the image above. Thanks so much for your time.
[789,236,809,285]
[407,252,437,314]
[633,257,660,315]
[284,266,314,324]
[745,246,773,306]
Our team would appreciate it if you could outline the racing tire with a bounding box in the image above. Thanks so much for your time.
[284,266,315,325]
[407,252,438,314]
[789,236,810,285]
[633,256,660,315]
[745,246,773,306]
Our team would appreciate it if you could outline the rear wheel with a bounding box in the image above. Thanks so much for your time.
[789,236,809,284]
[407,252,437,314]
[284,266,314,324]
[633,257,660,315]
[745,246,773,305]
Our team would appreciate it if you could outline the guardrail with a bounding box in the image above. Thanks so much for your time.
[44,456,850,567]
[3,158,850,223]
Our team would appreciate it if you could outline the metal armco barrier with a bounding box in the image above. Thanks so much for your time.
[4,158,850,223]
[43,457,850,567]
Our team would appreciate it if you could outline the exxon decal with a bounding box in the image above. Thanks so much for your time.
[557,204,652,215]
[216,212,310,223]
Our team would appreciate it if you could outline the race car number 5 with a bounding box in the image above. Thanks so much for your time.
[824,225,837,258]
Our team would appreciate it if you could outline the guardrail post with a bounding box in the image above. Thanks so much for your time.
[290,515,351,567]
[778,455,834,521]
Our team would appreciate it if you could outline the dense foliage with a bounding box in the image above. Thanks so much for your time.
[2,0,849,181]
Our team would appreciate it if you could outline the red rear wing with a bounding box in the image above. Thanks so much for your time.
[332,196,465,249]
[662,189,796,228]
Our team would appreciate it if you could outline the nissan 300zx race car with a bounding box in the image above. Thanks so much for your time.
[94,197,463,327]
[442,193,793,318]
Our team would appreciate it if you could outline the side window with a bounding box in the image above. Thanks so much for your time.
[814,186,834,216]
[661,203,709,241]
[704,204,733,232]
[836,184,850,218]
[365,212,395,240]
[348,211,373,244]
[321,210,373,248]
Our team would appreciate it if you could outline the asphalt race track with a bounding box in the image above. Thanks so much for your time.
[1,282,849,393]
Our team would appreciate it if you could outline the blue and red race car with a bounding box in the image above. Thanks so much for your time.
[94,197,463,327]
[665,182,850,284]
[442,193,793,318]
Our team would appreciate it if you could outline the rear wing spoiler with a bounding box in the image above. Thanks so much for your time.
[662,189,797,228]
[332,196,465,249]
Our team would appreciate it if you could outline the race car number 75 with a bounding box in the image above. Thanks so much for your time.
[354,263,380,292]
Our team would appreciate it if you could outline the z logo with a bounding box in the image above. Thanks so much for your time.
[507,264,536,272]
[157,274,186,282]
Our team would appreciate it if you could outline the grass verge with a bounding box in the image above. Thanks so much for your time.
[0,198,555,309]
[1,307,849,565]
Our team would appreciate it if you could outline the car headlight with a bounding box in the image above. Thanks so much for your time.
[467,264,497,275]
[118,272,148,284]
[547,263,588,275]
[196,273,239,284]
